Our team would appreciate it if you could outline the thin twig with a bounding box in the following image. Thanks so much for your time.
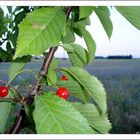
[5,103,23,134]
[65,6,73,20]
[10,116,22,134]
[8,107,23,134]
[8,69,37,84]
[26,83,48,95]
[0,97,18,103]
[0,80,22,100]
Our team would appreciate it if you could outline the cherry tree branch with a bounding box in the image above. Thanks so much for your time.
[9,6,73,134]
[32,47,57,95]
[10,115,22,134]
[32,6,73,95]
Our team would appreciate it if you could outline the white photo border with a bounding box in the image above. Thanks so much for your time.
[0,1,140,139]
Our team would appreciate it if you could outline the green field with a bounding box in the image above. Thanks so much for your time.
[89,59,140,134]
[0,59,140,134]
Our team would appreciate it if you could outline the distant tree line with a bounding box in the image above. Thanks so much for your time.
[0,54,133,63]
[95,55,133,59]
[107,55,133,59]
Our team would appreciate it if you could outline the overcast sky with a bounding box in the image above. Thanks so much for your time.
[56,7,140,58]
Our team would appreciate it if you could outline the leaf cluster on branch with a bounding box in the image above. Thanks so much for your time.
[0,6,140,134]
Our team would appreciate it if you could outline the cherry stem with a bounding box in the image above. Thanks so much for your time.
[8,69,37,84]
[26,83,45,95]
[26,82,57,95]
[0,97,18,103]
[0,80,22,100]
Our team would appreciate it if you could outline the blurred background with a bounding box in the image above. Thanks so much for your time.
[0,6,140,134]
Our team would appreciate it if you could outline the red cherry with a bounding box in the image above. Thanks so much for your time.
[61,75,68,81]
[56,87,69,99]
[0,86,9,97]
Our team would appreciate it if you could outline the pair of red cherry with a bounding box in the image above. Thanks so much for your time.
[56,75,69,99]
[0,86,9,97]
[0,75,69,99]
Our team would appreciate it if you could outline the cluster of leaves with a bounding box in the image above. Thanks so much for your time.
[0,6,140,134]
[0,6,31,62]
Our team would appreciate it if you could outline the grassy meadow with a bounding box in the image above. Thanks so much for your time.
[0,59,140,134]
[88,59,140,134]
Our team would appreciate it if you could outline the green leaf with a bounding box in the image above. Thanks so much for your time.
[116,6,140,30]
[77,24,96,63]
[77,17,91,26]
[71,7,80,22]
[13,6,23,14]
[56,80,90,102]
[63,44,83,67]
[62,44,74,53]
[15,10,26,25]
[14,7,65,59]
[94,6,113,39]
[71,44,88,64]
[79,6,94,19]
[6,103,22,131]
[46,57,58,85]
[8,62,25,81]
[8,55,31,81]
[0,7,4,34]
[0,7,4,25]
[24,104,35,125]
[61,25,75,44]
[60,67,107,114]
[73,28,82,37]
[6,42,12,53]
[6,41,14,55]
[7,6,12,13]
[0,90,15,133]
[47,67,57,85]
[73,103,111,133]
[33,94,93,134]
[63,43,88,67]
[50,57,59,69]
[68,52,85,68]
[8,26,19,47]
[19,127,35,134]
[0,47,12,62]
